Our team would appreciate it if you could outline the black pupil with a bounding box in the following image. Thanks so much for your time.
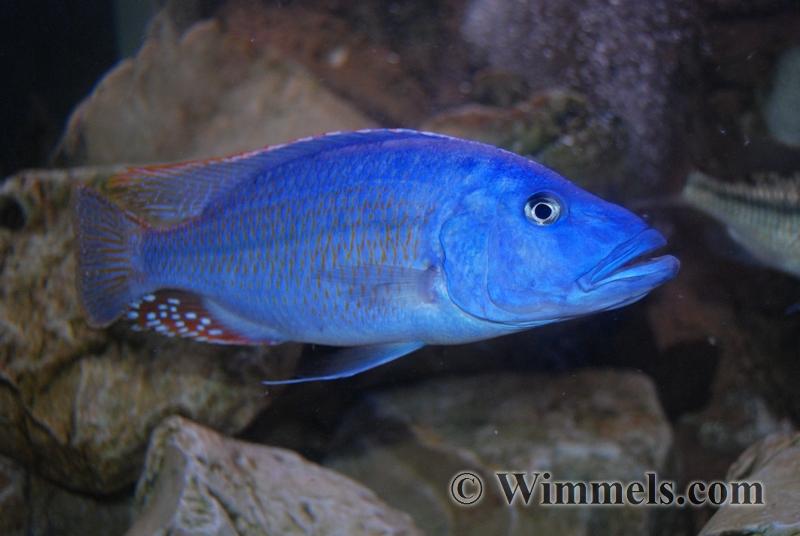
[534,202,553,221]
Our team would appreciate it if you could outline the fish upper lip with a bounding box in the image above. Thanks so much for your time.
[577,228,673,291]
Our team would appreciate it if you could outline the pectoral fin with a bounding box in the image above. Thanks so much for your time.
[315,265,438,304]
[262,341,424,385]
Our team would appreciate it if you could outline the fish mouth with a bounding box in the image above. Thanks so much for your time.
[577,228,679,292]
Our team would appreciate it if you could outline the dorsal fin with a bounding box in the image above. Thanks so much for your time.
[107,152,265,226]
[106,129,453,226]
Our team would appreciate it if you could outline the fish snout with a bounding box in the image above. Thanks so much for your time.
[577,228,679,292]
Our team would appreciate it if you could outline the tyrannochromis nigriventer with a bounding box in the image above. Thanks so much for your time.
[74,129,679,383]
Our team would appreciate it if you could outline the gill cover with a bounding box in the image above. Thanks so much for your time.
[441,186,539,325]
[486,226,545,315]
[440,212,493,320]
[440,186,560,324]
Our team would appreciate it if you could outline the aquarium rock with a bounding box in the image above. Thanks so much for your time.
[0,453,131,536]
[700,432,800,535]
[0,167,300,495]
[462,0,695,184]
[326,370,674,536]
[763,46,800,147]
[643,195,800,443]
[420,90,628,197]
[217,1,442,126]
[56,13,375,166]
[127,415,421,536]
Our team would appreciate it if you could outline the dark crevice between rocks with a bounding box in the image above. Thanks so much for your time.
[590,303,721,423]
[0,195,26,231]
[651,341,721,421]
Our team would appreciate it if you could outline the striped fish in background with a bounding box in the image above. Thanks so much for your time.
[683,171,800,279]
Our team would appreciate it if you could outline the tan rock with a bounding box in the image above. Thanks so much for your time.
[327,369,675,536]
[56,12,375,167]
[700,432,800,535]
[126,415,421,536]
[0,167,300,494]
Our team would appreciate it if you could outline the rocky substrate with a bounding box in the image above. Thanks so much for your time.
[2,1,800,534]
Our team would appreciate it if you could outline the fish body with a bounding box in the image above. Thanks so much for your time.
[683,171,800,278]
[75,129,678,382]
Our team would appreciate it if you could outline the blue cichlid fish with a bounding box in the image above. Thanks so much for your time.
[74,129,679,383]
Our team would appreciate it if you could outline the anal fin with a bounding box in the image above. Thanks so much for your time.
[262,341,424,385]
[126,290,281,345]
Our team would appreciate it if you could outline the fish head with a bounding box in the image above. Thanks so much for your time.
[440,158,680,327]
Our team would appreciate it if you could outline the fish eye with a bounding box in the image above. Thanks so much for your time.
[524,194,561,225]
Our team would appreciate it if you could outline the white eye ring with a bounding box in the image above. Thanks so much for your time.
[524,195,561,225]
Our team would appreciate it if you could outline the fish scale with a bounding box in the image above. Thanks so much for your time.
[142,149,443,343]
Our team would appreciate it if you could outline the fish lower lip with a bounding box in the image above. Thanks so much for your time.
[578,228,671,291]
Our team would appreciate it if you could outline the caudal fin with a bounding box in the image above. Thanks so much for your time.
[73,186,143,327]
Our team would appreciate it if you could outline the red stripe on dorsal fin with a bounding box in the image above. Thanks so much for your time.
[106,150,266,227]
[125,289,259,345]
[105,129,453,227]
